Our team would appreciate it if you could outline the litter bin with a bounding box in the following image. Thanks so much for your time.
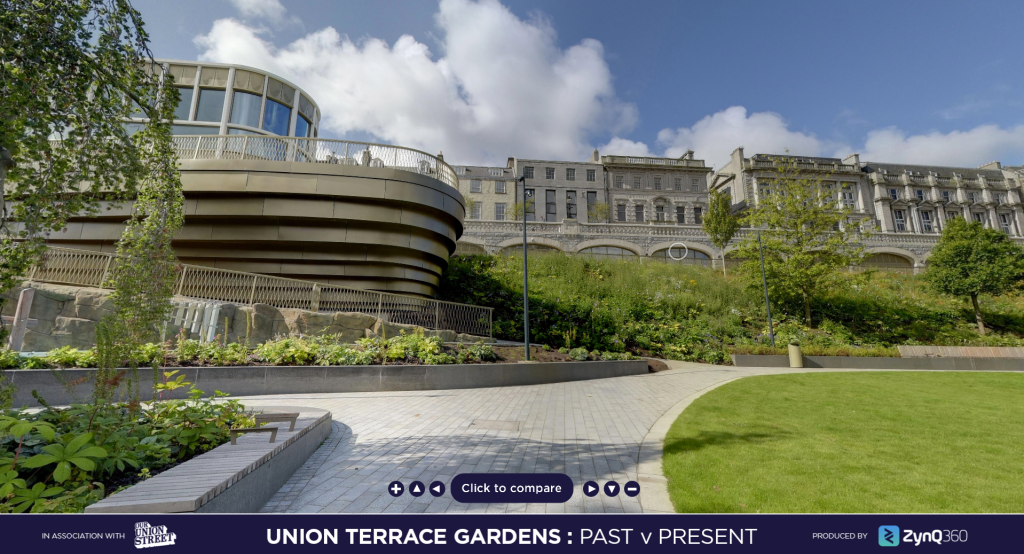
[788,342,803,368]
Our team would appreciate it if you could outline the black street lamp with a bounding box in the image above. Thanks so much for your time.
[518,175,531,361]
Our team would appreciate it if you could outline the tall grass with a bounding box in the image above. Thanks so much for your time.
[439,253,1024,363]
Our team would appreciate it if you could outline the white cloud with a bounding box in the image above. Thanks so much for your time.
[656,106,837,170]
[196,0,636,164]
[858,125,1024,166]
[598,137,652,157]
[227,0,286,20]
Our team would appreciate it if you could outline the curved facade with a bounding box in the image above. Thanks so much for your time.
[45,61,465,297]
[128,60,322,139]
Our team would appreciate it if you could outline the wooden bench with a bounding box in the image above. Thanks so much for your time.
[255,412,300,431]
[229,427,278,445]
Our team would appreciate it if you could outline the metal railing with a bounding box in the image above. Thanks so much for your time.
[170,135,459,190]
[27,247,492,337]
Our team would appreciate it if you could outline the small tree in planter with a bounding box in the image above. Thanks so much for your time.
[924,217,1024,335]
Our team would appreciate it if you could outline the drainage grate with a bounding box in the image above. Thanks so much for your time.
[469,419,521,432]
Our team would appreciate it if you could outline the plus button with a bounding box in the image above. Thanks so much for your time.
[387,481,405,497]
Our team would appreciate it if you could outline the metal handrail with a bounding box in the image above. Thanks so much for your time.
[28,247,492,337]
[170,135,459,190]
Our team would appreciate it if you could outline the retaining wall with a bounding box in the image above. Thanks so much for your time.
[2,359,649,407]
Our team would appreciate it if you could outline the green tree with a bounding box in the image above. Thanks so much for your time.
[0,0,181,303]
[702,189,741,275]
[733,157,865,326]
[2,1,184,399]
[509,198,536,221]
[586,201,612,223]
[924,217,1024,335]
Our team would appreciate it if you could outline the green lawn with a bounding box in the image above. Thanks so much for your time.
[662,372,1024,513]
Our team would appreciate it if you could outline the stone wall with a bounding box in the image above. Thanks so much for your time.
[2,282,475,352]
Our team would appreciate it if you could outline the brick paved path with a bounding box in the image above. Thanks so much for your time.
[238,363,822,513]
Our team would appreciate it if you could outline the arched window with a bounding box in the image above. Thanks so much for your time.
[579,246,637,259]
[858,253,913,273]
[651,247,711,266]
[498,244,560,256]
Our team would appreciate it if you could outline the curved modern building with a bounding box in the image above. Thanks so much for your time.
[48,61,465,297]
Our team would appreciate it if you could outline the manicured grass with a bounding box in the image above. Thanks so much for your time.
[663,372,1024,513]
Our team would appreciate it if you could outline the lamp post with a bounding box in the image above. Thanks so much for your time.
[518,175,531,361]
[757,231,776,347]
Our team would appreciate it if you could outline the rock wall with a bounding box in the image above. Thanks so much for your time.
[2,282,472,352]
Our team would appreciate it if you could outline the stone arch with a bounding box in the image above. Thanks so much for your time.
[572,239,643,255]
[453,238,489,256]
[495,236,566,256]
[646,240,717,258]
[863,246,919,266]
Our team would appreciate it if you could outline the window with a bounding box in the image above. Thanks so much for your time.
[566,168,576,181]
[995,193,1005,205]
[579,246,637,259]
[635,205,644,222]
[587,169,596,182]
[674,178,682,191]
[455,166,467,176]
[586,191,597,220]
[652,247,711,265]
[523,166,534,179]
[999,213,1013,234]
[545,167,555,180]
[171,124,220,135]
[470,180,482,193]
[614,175,625,188]
[691,178,700,192]
[888,188,899,200]
[262,98,291,135]
[693,206,703,224]
[655,205,665,221]
[469,203,482,220]
[295,115,312,138]
[616,204,626,222]
[195,89,226,122]
[525,189,535,221]
[972,212,985,225]
[489,168,503,177]
[915,189,925,201]
[229,91,261,128]
[173,86,194,120]
[946,211,960,221]
[893,209,906,231]
[967,191,978,203]
[842,190,856,208]
[633,176,642,189]
[494,203,507,220]
[676,206,686,224]
[921,211,933,232]
[942,190,951,202]
[566,191,577,219]
[654,177,662,191]
[546,190,556,221]
[495,181,506,194]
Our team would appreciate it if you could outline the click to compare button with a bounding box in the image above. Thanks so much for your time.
[583,481,600,497]
[451,474,573,503]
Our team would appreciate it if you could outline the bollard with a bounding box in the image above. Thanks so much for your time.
[788,342,803,368]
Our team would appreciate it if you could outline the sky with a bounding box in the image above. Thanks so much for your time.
[136,0,1024,170]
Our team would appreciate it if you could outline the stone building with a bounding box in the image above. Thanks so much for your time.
[603,150,712,225]
[510,152,608,223]
[456,145,1024,273]
[452,164,516,222]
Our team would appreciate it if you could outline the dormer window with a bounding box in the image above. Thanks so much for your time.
[489,168,503,176]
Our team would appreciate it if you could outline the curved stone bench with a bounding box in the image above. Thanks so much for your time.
[84,406,331,513]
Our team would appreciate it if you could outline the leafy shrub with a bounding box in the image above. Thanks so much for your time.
[0,348,19,370]
[568,347,589,361]
[44,347,96,368]
[0,373,251,513]
[454,342,497,364]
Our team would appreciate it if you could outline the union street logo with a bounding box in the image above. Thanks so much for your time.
[135,522,176,549]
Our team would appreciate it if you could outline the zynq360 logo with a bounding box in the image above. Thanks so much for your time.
[135,522,176,549]
[879,526,900,547]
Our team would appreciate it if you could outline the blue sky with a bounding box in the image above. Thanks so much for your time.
[136,0,1024,169]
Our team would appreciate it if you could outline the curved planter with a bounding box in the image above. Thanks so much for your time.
[2,359,649,407]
